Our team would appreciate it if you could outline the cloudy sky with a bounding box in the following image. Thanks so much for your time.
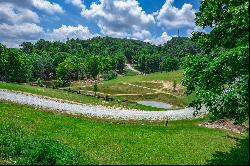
[0,0,205,47]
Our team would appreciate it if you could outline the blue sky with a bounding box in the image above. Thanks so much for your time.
[0,0,204,47]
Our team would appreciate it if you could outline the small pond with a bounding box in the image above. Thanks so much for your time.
[136,100,180,109]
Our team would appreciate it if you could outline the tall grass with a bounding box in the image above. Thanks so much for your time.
[0,122,95,165]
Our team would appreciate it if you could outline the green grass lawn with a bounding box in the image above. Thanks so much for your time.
[132,81,164,89]
[79,83,155,95]
[105,70,184,85]
[71,70,195,107]
[101,70,194,106]
[0,101,248,165]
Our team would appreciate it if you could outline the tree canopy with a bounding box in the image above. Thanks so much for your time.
[182,0,249,124]
[0,36,199,84]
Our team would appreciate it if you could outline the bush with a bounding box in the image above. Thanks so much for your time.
[18,139,78,165]
[162,56,180,72]
[93,83,98,96]
[0,123,81,165]
[54,78,70,88]
[103,70,118,81]
[37,78,44,87]
[173,80,177,92]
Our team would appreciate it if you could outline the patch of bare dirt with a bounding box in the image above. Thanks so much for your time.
[198,120,248,134]
[162,81,183,92]
[142,80,184,93]
[71,79,103,87]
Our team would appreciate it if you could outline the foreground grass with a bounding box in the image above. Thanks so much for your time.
[0,82,163,111]
[0,101,248,165]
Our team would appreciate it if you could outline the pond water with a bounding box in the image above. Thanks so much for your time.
[137,100,179,109]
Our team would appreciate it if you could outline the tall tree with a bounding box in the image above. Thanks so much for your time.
[182,0,249,124]
[86,56,101,80]
[1,48,32,82]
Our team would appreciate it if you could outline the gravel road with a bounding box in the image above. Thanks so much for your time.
[125,64,142,74]
[0,89,207,121]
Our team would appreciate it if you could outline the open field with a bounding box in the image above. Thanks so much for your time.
[79,83,156,95]
[106,70,184,84]
[0,100,248,165]
[70,70,194,107]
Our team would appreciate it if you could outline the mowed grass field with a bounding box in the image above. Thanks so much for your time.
[0,101,248,165]
[107,70,184,84]
[71,70,195,107]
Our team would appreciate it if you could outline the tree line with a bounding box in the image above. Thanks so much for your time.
[0,36,200,86]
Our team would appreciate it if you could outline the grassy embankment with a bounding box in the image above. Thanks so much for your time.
[0,101,248,165]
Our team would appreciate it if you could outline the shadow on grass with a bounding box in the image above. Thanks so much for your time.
[207,135,249,165]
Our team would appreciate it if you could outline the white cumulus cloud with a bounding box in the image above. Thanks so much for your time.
[0,0,64,14]
[132,30,152,40]
[0,23,44,47]
[144,32,172,45]
[82,0,155,38]
[46,24,94,41]
[65,0,85,9]
[186,26,206,37]
[0,2,40,24]
[156,0,196,29]
[0,0,65,47]
[32,0,64,14]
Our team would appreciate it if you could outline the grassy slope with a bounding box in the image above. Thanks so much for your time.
[105,70,184,85]
[72,70,194,107]
[101,70,195,107]
[79,83,155,94]
[0,100,248,165]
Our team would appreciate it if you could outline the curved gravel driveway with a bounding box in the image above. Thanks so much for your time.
[0,89,207,121]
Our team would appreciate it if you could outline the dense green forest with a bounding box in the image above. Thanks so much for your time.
[0,36,199,86]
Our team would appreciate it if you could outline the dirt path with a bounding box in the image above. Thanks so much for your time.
[141,80,184,93]
[122,83,178,96]
[125,64,142,74]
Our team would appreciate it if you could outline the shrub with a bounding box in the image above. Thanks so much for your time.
[37,78,44,87]
[54,78,70,88]
[103,70,118,81]
[93,83,98,96]
[162,56,180,72]
[173,80,177,92]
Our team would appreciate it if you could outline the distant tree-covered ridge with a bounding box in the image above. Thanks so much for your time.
[0,36,199,84]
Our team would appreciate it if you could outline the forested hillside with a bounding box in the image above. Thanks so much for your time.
[0,36,199,86]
